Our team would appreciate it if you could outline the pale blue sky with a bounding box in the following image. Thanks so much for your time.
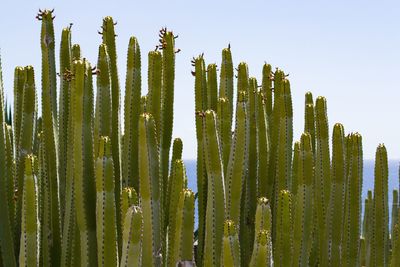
[1,1,399,160]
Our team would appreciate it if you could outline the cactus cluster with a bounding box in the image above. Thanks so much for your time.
[0,8,399,267]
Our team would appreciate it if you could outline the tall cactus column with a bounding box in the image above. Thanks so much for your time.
[138,114,161,266]
[202,110,225,267]
[37,10,61,266]
[0,54,17,267]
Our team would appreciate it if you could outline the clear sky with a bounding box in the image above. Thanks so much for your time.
[1,1,399,160]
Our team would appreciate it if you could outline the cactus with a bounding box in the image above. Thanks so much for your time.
[138,113,161,266]
[225,91,248,225]
[120,206,142,267]
[327,123,346,266]
[123,36,141,190]
[292,133,314,267]
[370,144,389,266]
[95,137,118,266]
[0,54,17,267]
[171,189,195,266]
[19,155,39,267]
[38,10,61,266]
[202,110,225,267]
[249,230,272,267]
[221,220,241,267]
[274,190,293,267]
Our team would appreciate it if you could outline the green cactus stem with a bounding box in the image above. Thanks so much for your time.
[71,59,98,266]
[0,54,17,267]
[274,190,293,267]
[123,36,141,190]
[304,92,315,155]
[120,206,142,267]
[138,113,161,266]
[206,63,218,111]
[147,50,162,142]
[167,160,188,267]
[292,133,314,267]
[171,189,195,266]
[370,144,389,267]
[225,91,248,226]
[221,220,241,267]
[13,66,25,152]
[218,46,233,175]
[101,18,122,224]
[120,187,138,229]
[327,123,346,266]
[94,44,112,160]
[256,90,270,198]
[58,26,72,221]
[202,110,225,267]
[314,96,331,265]
[249,230,272,267]
[19,155,39,267]
[96,137,118,267]
[193,54,207,266]
[38,9,61,265]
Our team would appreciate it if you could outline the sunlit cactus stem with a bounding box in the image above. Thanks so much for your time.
[0,54,17,267]
[292,133,314,267]
[202,110,225,267]
[71,59,98,266]
[249,230,272,267]
[328,123,346,266]
[95,137,118,267]
[274,190,293,267]
[38,9,61,266]
[19,155,39,267]
[225,91,248,226]
[123,36,141,190]
[370,144,389,266]
[138,113,161,266]
[147,50,162,142]
[221,220,241,267]
[120,206,142,267]
[171,189,195,266]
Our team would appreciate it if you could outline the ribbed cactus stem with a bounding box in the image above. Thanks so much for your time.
[206,63,218,111]
[249,230,272,267]
[274,190,293,267]
[123,36,141,190]
[0,55,17,267]
[94,44,112,158]
[120,187,138,229]
[194,55,207,266]
[167,160,188,267]
[218,46,233,175]
[171,189,195,265]
[202,110,225,267]
[71,59,98,266]
[391,222,400,267]
[147,50,162,142]
[343,133,362,267]
[96,137,118,266]
[138,113,161,266]
[371,144,389,267]
[328,123,346,266]
[304,92,315,155]
[292,133,314,267]
[13,66,25,153]
[120,206,142,267]
[255,197,272,234]
[256,90,270,198]
[19,155,39,267]
[221,220,241,267]
[225,91,248,225]
[261,63,272,124]
[101,19,122,231]
[58,26,72,221]
[392,190,399,242]
[15,66,36,257]
[314,96,331,265]
[39,10,61,265]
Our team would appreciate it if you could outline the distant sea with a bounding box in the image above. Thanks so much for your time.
[183,159,400,226]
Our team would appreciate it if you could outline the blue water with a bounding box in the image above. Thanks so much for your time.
[183,159,400,226]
